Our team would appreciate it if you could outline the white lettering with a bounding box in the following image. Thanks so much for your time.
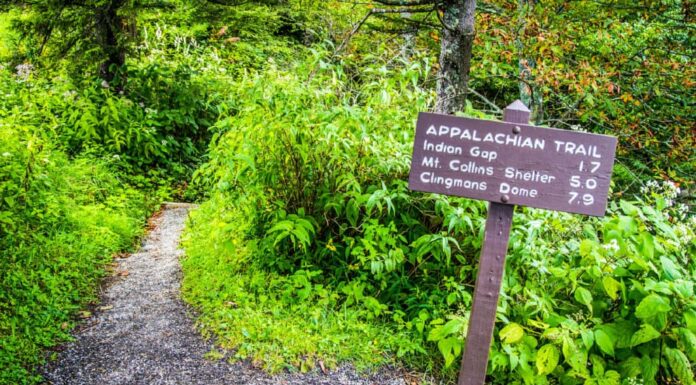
[470,146,497,162]
[499,182,538,198]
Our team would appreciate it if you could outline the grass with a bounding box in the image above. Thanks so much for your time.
[180,194,427,374]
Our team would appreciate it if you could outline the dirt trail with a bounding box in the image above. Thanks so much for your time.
[42,204,407,385]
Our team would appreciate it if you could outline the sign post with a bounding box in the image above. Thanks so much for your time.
[408,101,617,385]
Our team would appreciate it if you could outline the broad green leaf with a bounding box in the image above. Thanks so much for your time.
[641,355,659,384]
[637,232,655,260]
[580,239,597,257]
[612,321,638,349]
[594,329,615,356]
[437,337,463,367]
[574,287,593,305]
[500,323,525,344]
[665,347,695,385]
[542,327,563,341]
[563,337,588,376]
[685,309,696,333]
[584,370,620,385]
[428,318,465,341]
[619,356,642,378]
[602,276,621,300]
[635,294,671,319]
[346,198,359,227]
[660,256,682,280]
[536,344,560,375]
[673,280,694,298]
[575,287,593,312]
[619,200,639,215]
[581,329,595,349]
[617,216,638,235]
[629,324,661,347]
[590,354,605,376]
[503,344,520,371]
[679,328,696,362]
[654,219,678,240]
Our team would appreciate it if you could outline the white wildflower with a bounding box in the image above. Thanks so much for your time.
[2,152,11,157]
[15,63,34,80]
[677,204,689,215]
[155,26,163,40]
[62,90,77,100]
[662,180,680,198]
[101,80,110,88]
[674,224,693,244]
[602,239,620,252]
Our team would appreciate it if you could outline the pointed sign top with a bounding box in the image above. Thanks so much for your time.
[503,100,530,124]
[505,100,530,112]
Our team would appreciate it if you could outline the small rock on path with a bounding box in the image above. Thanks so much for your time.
[41,204,409,385]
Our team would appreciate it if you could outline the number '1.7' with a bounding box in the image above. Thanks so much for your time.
[579,161,602,173]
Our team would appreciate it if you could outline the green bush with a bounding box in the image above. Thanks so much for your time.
[0,100,151,385]
[184,48,695,384]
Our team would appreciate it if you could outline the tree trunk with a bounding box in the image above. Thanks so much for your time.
[96,0,126,82]
[434,0,477,114]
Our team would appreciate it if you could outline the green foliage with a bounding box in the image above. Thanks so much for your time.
[472,0,695,186]
[0,118,151,384]
[0,23,237,191]
[184,41,695,383]
[1,0,694,384]
[181,194,424,373]
[0,12,15,60]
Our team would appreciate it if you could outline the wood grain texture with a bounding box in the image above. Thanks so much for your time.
[457,101,529,385]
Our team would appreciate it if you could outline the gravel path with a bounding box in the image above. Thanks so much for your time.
[41,204,409,385]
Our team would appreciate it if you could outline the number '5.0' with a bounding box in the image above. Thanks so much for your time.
[570,176,598,190]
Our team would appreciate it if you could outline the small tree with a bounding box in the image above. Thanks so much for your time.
[4,0,140,82]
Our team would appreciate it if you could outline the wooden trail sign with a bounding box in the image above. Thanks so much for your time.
[407,101,617,385]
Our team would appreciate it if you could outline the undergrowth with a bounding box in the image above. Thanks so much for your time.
[0,122,151,385]
[182,47,696,384]
[182,194,423,373]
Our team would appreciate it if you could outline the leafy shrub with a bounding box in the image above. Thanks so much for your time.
[184,47,695,384]
[0,95,151,385]
[1,59,214,175]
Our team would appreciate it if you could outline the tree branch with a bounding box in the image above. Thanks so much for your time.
[468,87,503,114]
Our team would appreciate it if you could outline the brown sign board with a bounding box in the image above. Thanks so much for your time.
[408,112,618,216]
